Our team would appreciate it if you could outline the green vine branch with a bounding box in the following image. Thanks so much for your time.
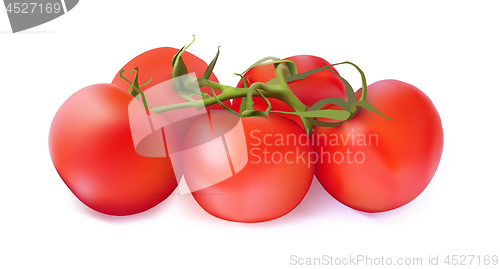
[121,37,391,138]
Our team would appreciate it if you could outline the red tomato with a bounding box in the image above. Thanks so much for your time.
[181,111,315,223]
[49,84,179,216]
[232,55,346,126]
[313,80,443,213]
[111,47,230,110]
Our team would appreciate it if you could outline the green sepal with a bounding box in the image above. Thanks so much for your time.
[306,118,346,127]
[172,45,188,80]
[261,60,297,76]
[283,63,337,83]
[282,61,368,103]
[321,61,357,104]
[272,109,351,121]
[173,56,189,80]
[240,56,281,75]
[172,35,196,79]
[171,46,185,67]
[119,68,153,110]
[202,46,220,80]
[119,69,140,97]
[349,101,392,120]
[171,36,201,102]
[308,97,350,112]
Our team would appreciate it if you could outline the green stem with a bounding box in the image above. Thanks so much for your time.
[244,82,280,110]
[280,89,311,133]
[274,64,313,135]
[240,83,273,118]
[149,75,313,135]
[149,84,249,113]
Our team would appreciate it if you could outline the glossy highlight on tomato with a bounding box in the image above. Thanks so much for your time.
[181,111,315,223]
[49,38,444,221]
[49,84,179,216]
[313,80,443,213]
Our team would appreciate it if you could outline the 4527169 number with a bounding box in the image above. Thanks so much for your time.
[443,255,498,266]
[6,2,62,14]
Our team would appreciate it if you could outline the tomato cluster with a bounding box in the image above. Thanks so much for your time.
[49,41,443,222]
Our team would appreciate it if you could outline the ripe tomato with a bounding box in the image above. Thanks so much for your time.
[49,84,179,216]
[313,80,443,213]
[232,55,346,126]
[111,47,231,110]
[181,111,315,223]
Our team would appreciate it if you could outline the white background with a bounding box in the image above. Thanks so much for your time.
[1,1,499,268]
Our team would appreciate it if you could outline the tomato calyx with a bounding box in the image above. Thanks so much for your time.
[119,67,152,110]
[303,61,392,127]
[171,35,222,104]
[240,86,272,118]
[142,37,391,136]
